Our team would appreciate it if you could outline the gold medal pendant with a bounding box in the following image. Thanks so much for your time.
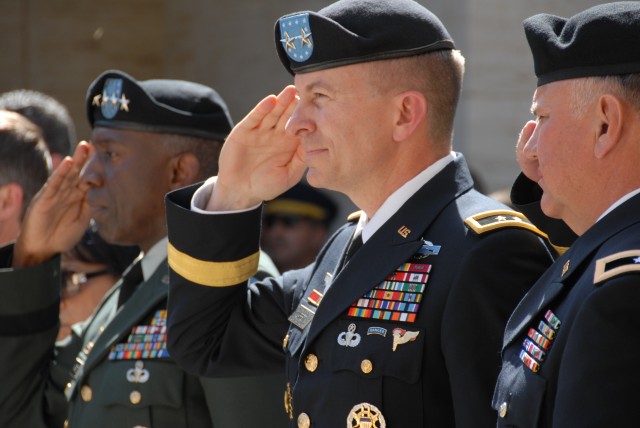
[347,402,386,428]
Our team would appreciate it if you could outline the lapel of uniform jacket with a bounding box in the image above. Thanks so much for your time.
[502,193,640,348]
[305,155,474,347]
[501,257,567,349]
[80,259,170,376]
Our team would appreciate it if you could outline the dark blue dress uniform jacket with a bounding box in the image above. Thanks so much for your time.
[493,193,640,427]
[165,155,554,428]
[0,252,287,428]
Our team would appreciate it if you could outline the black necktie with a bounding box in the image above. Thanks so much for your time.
[343,231,364,265]
[117,258,144,308]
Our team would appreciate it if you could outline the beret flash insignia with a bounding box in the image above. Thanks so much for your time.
[279,13,314,63]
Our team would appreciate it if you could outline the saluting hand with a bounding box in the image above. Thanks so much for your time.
[13,142,94,268]
[209,86,306,211]
[516,120,540,182]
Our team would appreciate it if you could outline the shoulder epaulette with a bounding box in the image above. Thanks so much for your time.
[347,210,363,223]
[594,250,640,285]
[465,210,547,239]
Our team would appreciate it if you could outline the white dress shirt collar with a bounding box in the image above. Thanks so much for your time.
[356,152,457,243]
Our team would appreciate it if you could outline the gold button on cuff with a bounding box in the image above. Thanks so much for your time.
[130,390,142,405]
[80,385,92,402]
[63,420,69,428]
[361,359,373,374]
[297,412,310,428]
[499,401,508,418]
[304,354,318,372]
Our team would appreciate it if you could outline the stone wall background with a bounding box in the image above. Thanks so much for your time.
[0,0,604,224]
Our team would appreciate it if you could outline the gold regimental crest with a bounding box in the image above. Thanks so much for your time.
[347,402,386,428]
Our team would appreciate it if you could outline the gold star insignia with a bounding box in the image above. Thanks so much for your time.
[92,94,102,106]
[496,216,507,221]
[301,28,312,47]
[120,94,130,112]
[110,93,119,106]
[101,94,110,106]
[283,31,296,50]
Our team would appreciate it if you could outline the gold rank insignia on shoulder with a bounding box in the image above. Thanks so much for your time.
[464,209,547,238]
[347,210,363,223]
[594,249,640,285]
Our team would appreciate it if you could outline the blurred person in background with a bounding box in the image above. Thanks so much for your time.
[58,224,139,341]
[0,89,77,169]
[0,70,285,428]
[261,181,337,272]
[0,110,51,246]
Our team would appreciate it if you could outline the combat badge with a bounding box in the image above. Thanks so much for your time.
[347,402,386,428]
[337,323,362,347]
[413,240,441,260]
[126,360,150,384]
[391,328,419,351]
[279,13,314,62]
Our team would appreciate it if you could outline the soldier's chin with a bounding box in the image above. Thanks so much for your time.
[305,168,321,187]
[305,169,336,192]
[91,222,120,246]
[540,195,564,220]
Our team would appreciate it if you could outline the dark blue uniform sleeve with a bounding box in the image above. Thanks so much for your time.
[0,247,77,428]
[166,184,290,377]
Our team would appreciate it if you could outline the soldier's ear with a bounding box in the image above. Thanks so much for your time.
[594,94,623,159]
[392,90,427,143]
[169,152,200,190]
[0,183,23,221]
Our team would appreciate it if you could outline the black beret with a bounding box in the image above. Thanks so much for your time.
[274,0,455,75]
[86,70,233,140]
[524,2,640,86]
[265,182,337,225]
